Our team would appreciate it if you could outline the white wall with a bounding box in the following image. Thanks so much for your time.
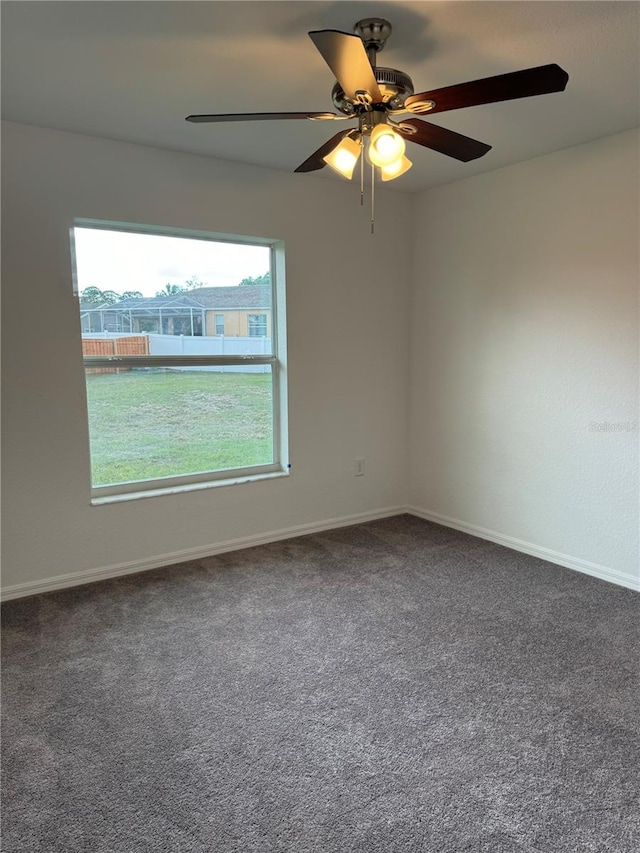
[1,122,412,595]
[3,122,638,597]
[409,129,639,587]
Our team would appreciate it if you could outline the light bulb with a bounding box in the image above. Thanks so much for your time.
[380,155,413,181]
[367,125,406,167]
[322,135,362,180]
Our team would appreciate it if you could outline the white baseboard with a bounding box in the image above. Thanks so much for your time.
[407,506,639,593]
[4,505,637,601]
[0,506,407,601]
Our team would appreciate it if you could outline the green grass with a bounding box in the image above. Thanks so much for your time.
[85,369,273,486]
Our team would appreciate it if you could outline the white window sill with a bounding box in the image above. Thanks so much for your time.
[91,469,290,506]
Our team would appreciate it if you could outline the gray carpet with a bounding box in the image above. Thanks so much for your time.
[2,515,639,852]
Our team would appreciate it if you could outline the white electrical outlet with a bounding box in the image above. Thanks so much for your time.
[355,458,365,477]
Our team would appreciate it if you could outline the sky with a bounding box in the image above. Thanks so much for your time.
[73,227,271,297]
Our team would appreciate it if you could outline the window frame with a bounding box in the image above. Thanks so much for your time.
[71,219,289,503]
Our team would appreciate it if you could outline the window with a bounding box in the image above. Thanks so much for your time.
[71,221,288,502]
[248,313,268,337]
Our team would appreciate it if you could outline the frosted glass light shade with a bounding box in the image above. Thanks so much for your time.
[323,135,362,179]
[367,125,406,167]
[380,155,413,181]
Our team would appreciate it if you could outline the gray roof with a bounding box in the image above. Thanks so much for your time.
[187,286,271,310]
[111,295,206,309]
[79,286,270,313]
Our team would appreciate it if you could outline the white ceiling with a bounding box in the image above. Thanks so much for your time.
[2,1,639,193]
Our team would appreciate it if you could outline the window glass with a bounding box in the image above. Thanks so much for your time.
[72,223,286,498]
[85,366,273,486]
[248,314,268,337]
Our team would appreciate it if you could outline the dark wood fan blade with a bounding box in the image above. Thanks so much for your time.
[186,112,343,123]
[398,119,491,162]
[294,129,352,173]
[309,30,382,102]
[405,64,569,115]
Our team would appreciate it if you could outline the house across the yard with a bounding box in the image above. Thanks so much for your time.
[189,285,271,337]
[80,284,271,337]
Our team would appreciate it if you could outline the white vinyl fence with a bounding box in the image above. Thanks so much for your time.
[83,332,273,372]
[148,333,271,373]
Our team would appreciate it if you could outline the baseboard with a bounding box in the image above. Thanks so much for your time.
[5,504,636,601]
[0,506,407,601]
[407,506,639,593]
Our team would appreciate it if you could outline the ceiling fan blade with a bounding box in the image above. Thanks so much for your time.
[405,64,569,115]
[186,111,346,123]
[398,119,491,162]
[294,129,352,173]
[309,30,382,102]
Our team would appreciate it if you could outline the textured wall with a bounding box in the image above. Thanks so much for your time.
[409,129,639,583]
[1,122,411,592]
[2,122,637,595]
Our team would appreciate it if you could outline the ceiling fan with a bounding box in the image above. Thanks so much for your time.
[187,17,568,201]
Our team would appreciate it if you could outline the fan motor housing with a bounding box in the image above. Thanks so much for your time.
[332,66,415,114]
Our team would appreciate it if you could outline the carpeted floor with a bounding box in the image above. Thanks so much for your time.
[2,515,639,852]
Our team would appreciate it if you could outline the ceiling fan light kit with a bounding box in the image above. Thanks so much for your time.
[367,123,406,167]
[187,17,568,230]
[380,154,413,182]
[322,132,362,179]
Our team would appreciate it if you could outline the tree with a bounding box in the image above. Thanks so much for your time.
[185,275,208,290]
[156,276,208,297]
[80,286,105,304]
[155,283,186,297]
[119,290,143,300]
[80,286,119,304]
[239,272,270,287]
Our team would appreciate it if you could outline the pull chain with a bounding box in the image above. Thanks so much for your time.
[360,138,364,206]
[371,160,375,234]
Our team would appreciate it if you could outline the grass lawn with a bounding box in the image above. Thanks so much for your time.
[85,369,273,486]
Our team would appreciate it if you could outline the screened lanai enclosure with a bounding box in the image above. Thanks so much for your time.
[80,295,206,336]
